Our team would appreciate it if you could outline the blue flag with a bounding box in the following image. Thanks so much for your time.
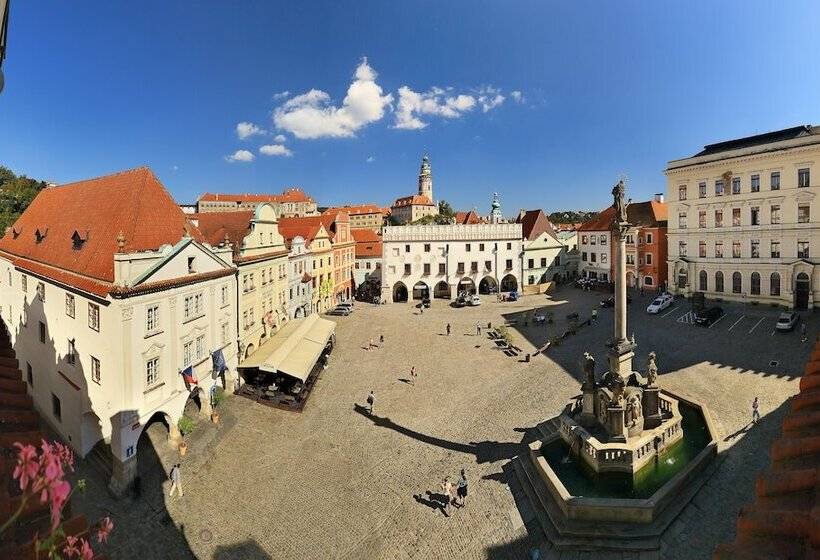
[211,349,227,374]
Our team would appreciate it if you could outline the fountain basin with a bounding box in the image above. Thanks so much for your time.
[526,391,717,525]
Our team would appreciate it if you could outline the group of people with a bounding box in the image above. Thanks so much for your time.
[438,470,469,515]
[365,334,385,351]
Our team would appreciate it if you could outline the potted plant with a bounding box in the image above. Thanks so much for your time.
[177,416,195,456]
[210,387,225,424]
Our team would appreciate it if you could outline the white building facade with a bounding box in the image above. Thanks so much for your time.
[667,125,820,308]
[380,223,523,302]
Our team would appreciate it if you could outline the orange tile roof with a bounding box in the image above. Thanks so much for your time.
[392,195,434,207]
[324,204,383,216]
[191,211,253,252]
[714,340,820,559]
[199,187,315,204]
[0,167,204,286]
[278,216,327,247]
[455,210,481,225]
[577,207,615,232]
[352,229,382,258]
[577,200,667,232]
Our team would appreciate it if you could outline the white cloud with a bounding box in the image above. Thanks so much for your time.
[477,86,505,112]
[366,155,375,163]
[273,134,287,143]
[236,121,264,140]
[272,90,290,100]
[510,90,524,103]
[273,58,393,139]
[259,144,293,157]
[394,86,477,130]
[225,149,255,163]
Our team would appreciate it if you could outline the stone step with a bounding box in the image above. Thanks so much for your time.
[0,409,39,432]
[0,430,41,450]
[535,416,562,440]
[0,377,27,394]
[0,392,33,410]
[0,364,22,380]
[0,346,15,359]
[0,355,18,369]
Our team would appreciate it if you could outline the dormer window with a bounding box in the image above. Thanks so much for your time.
[35,228,47,243]
[187,256,196,274]
[71,230,88,250]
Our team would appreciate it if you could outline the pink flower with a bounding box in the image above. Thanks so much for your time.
[95,516,113,544]
[12,442,39,492]
[47,479,71,531]
[54,441,75,472]
[79,538,94,560]
[40,440,65,485]
[63,535,80,558]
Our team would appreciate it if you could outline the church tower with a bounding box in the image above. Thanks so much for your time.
[418,154,433,201]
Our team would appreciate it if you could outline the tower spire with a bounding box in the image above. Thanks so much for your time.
[418,153,433,201]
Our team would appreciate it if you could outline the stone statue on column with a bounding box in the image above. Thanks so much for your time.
[646,351,658,387]
[612,180,628,224]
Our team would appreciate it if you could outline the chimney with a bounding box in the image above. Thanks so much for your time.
[654,193,664,203]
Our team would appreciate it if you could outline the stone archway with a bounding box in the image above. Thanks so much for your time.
[500,274,518,292]
[478,276,498,295]
[433,281,451,299]
[458,277,476,296]
[795,272,810,309]
[244,343,255,359]
[412,281,430,300]
[392,282,408,303]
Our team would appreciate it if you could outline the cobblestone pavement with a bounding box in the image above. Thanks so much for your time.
[73,286,810,559]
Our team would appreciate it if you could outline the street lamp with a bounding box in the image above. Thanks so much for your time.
[0,0,9,94]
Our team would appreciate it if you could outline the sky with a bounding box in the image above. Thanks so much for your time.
[2,1,820,214]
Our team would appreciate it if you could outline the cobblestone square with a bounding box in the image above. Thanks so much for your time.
[73,287,809,559]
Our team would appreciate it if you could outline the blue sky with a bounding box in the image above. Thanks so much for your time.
[2,1,820,214]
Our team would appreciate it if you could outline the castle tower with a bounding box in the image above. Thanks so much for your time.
[418,154,433,201]
[489,192,503,223]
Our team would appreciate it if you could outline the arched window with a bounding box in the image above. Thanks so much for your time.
[770,272,781,296]
[732,272,742,294]
[699,270,707,291]
[644,276,654,286]
[677,268,688,289]
[750,272,761,295]
[715,271,724,292]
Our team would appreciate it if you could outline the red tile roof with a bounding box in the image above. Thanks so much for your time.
[324,204,383,216]
[392,195,434,207]
[455,210,481,225]
[0,167,204,287]
[278,216,328,247]
[351,228,382,258]
[199,187,315,204]
[191,211,253,253]
[516,209,556,240]
[577,200,667,232]
[714,341,820,559]
[577,207,615,232]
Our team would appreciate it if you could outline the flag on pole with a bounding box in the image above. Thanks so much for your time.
[211,349,227,374]
[180,366,198,390]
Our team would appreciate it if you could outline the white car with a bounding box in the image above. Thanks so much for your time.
[468,295,482,306]
[646,294,674,314]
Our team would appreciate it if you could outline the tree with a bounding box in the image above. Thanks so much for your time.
[0,166,47,233]
[548,210,597,225]
[438,199,455,221]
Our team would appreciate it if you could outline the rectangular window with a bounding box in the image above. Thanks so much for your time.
[183,341,193,366]
[626,254,635,265]
[423,244,430,252]
[798,168,810,188]
[699,241,706,258]
[751,174,760,192]
[678,185,687,200]
[404,245,410,253]
[715,242,723,258]
[479,243,485,251]
[771,171,780,190]
[146,357,159,388]
[221,322,229,345]
[528,258,534,268]
[732,208,741,227]
[505,259,513,270]
[67,339,76,365]
[21,274,27,293]
[698,182,707,198]
[677,242,686,257]
[799,204,810,223]
[600,235,607,244]
[39,321,46,343]
[465,243,471,252]
[88,303,99,331]
[698,211,706,228]
[404,264,411,275]
[590,236,596,245]
[91,356,100,384]
[732,177,741,194]
[52,394,61,422]
[196,334,205,360]
[590,253,596,262]
[715,180,724,196]
[581,252,587,262]
[581,235,588,244]
[646,233,653,244]
[65,294,75,318]
[423,263,431,275]
[678,213,687,229]
[438,263,446,275]
[715,210,723,228]
[751,207,760,226]
[26,362,32,386]
[540,258,547,267]
[506,243,512,250]
[771,240,780,258]
[457,262,465,274]
[771,205,781,224]
[751,240,760,258]
[471,261,478,273]
[732,241,741,258]
[484,260,492,271]
[600,253,608,264]
[36,282,45,302]
[798,241,810,259]
[146,305,159,332]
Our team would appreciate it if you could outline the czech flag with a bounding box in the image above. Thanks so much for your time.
[180,366,198,390]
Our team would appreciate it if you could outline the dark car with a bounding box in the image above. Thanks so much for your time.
[695,306,724,326]
[599,295,632,307]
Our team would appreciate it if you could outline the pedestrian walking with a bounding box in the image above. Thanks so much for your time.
[366,390,375,414]
[168,464,183,498]
[752,396,760,424]
[368,337,375,350]
[446,323,451,336]
[456,469,468,507]
[591,308,598,323]
[476,322,482,337]
[440,476,455,515]
[801,322,807,343]
[379,334,385,344]
[410,366,417,385]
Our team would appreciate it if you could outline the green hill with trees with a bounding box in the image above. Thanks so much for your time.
[0,166,48,234]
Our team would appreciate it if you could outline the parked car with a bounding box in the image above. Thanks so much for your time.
[600,295,632,307]
[327,306,351,316]
[454,294,468,307]
[468,295,481,306]
[695,306,724,326]
[775,311,800,332]
[337,302,354,311]
[646,293,674,314]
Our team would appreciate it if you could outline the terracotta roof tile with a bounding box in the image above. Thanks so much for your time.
[0,167,204,285]
[278,216,327,246]
[455,210,481,225]
[199,187,315,204]
[324,204,383,216]
[577,200,667,232]
[516,209,556,240]
[191,211,253,252]
[392,195,434,207]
